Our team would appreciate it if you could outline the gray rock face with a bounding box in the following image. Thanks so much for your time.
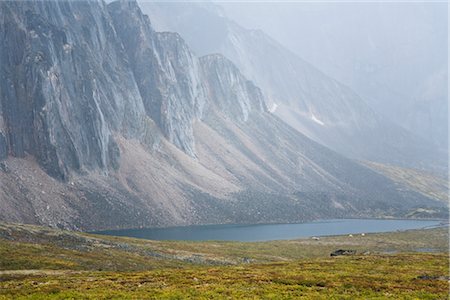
[108,1,205,157]
[0,133,7,160]
[0,0,445,230]
[0,0,146,179]
[139,2,447,175]
[200,54,267,122]
[108,1,266,156]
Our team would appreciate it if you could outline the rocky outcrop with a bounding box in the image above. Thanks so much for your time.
[200,54,267,122]
[330,249,356,257]
[0,0,146,179]
[108,1,205,157]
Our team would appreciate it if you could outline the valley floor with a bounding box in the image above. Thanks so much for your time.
[0,223,448,299]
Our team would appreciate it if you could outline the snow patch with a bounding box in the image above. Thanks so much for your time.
[29,30,38,39]
[269,103,278,113]
[311,113,325,126]
[63,44,72,52]
[332,199,344,209]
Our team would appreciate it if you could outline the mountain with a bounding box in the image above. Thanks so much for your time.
[219,2,448,149]
[0,0,445,230]
[139,2,447,175]
[402,67,447,149]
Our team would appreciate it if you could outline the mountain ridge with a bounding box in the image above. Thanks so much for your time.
[139,1,447,175]
[0,0,445,230]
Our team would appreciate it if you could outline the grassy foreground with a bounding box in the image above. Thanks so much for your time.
[0,223,448,299]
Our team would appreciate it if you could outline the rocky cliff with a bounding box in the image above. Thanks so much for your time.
[0,0,445,230]
[0,0,146,180]
[139,2,447,175]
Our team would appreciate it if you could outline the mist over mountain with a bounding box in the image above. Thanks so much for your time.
[0,0,446,230]
[139,1,447,175]
[214,2,448,149]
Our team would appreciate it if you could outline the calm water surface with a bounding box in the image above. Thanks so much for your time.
[93,219,443,242]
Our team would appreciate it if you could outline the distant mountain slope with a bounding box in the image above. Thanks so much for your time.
[219,2,448,150]
[363,161,448,204]
[139,2,447,175]
[402,67,448,149]
[0,0,445,230]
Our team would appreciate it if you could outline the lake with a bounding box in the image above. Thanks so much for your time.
[92,219,443,242]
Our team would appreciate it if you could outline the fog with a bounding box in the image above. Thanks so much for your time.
[217,1,448,147]
[140,1,447,148]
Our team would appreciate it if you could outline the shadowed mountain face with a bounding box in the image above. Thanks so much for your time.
[0,1,445,230]
[139,2,447,175]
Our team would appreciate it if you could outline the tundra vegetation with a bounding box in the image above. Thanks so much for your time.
[0,223,448,299]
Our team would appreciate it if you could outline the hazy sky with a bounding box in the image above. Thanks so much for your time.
[218,1,447,91]
[217,1,448,145]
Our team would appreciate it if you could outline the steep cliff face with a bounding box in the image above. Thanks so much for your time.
[0,0,146,179]
[0,0,445,230]
[200,54,267,122]
[139,2,447,175]
[108,1,205,157]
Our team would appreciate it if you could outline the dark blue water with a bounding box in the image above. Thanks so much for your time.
[92,219,443,242]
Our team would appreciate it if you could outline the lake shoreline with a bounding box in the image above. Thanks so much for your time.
[91,218,446,242]
[90,216,448,232]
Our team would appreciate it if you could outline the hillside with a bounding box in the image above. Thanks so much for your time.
[364,161,448,203]
[0,223,448,298]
